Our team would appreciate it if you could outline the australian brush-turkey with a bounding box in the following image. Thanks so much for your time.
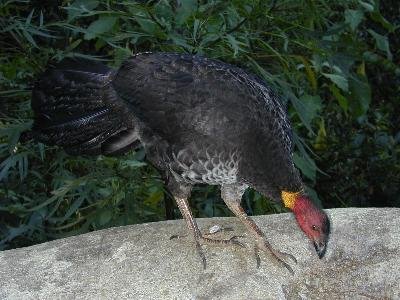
[31,52,330,272]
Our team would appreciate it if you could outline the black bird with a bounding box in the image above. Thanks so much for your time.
[31,52,330,272]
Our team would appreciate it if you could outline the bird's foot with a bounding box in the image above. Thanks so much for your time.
[170,226,245,269]
[194,235,245,269]
[254,239,297,274]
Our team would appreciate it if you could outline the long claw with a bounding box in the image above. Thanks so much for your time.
[195,240,207,270]
[255,240,297,274]
[228,235,246,248]
[269,246,298,265]
[171,231,245,269]
[254,245,261,268]
[231,238,245,248]
[275,256,295,275]
[285,252,297,263]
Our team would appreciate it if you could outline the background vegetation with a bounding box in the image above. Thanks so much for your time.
[0,0,398,250]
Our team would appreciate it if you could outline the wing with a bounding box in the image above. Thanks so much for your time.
[113,53,292,150]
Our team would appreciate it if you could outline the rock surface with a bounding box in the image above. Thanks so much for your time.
[0,208,399,299]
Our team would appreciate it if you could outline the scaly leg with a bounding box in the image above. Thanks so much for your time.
[221,184,297,274]
[170,182,244,269]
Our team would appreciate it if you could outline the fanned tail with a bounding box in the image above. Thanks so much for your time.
[31,58,139,155]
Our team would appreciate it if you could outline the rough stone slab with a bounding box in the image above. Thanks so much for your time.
[0,208,399,299]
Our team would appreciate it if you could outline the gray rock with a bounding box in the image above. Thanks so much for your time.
[0,208,399,299]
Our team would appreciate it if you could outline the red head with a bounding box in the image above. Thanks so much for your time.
[282,191,330,258]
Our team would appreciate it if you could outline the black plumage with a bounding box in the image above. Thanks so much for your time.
[31,52,307,270]
[32,52,301,199]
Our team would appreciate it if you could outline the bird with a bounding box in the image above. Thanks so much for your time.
[31,52,330,272]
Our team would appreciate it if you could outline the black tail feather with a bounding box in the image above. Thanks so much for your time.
[101,128,141,156]
[31,58,138,155]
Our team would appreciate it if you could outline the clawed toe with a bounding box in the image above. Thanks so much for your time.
[170,229,246,269]
[254,240,297,274]
[195,235,245,269]
[228,235,246,248]
[269,247,297,264]
[281,251,297,264]
[200,235,245,248]
[194,240,207,269]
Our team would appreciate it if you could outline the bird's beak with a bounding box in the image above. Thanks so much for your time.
[313,239,327,259]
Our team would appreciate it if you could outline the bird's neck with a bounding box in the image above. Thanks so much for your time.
[281,190,302,210]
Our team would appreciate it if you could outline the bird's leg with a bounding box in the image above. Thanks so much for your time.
[174,196,244,268]
[174,195,206,268]
[221,184,297,274]
[169,182,244,269]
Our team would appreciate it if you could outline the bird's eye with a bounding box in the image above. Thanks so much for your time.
[312,225,318,231]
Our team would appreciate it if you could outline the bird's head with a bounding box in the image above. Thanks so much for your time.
[282,191,330,258]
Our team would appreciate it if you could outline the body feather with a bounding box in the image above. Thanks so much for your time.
[32,53,302,200]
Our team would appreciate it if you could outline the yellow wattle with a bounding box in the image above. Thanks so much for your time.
[281,190,301,209]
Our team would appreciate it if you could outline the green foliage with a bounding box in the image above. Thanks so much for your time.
[0,0,398,250]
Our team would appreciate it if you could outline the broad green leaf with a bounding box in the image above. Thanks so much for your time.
[362,51,380,63]
[0,152,29,182]
[226,35,242,56]
[322,73,349,92]
[169,34,193,51]
[359,0,395,33]
[39,10,43,27]
[344,9,364,31]
[26,9,34,25]
[193,19,200,39]
[200,33,220,46]
[136,17,158,35]
[5,226,30,241]
[358,0,374,12]
[53,197,85,223]
[154,0,174,23]
[67,0,99,20]
[367,30,392,60]
[97,209,112,226]
[370,11,395,32]
[113,47,132,66]
[349,74,371,117]
[97,188,112,197]
[298,94,322,130]
[84,16,117,40]
[330,84,348,112]
[21,28,38,48]
[293,152,316,182]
